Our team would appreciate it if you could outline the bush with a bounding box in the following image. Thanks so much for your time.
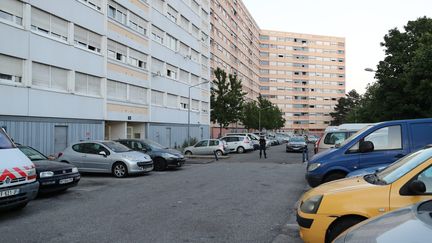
[181,137,198,149]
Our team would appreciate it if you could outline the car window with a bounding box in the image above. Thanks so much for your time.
[195,140,208,147]
[0,129,14,149]
[131,141,143,150]
[87,143,108,154]
[324,132,346,145]
[102,141,129,153]
[209,140,219,146]
[365,125,402,150]
[19,146,47,161]
[417,166,432,193]
[72,143,88,153]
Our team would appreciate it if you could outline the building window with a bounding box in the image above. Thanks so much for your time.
[179,42,189,57]
[166,64,177,79]
[107,0,127,25]
[191,24,200,39]
[191,0,200,14]
[179,15,189,31]
[151,25,164,44]
[107,39,127,63]
[0,0,23,25]
[190,74,199,85]
[78,0,102,11]
[166,34,177,51]
[129,48,147,70]
[179,69,189,83]
[191,49,199,62]
[191,99,199,111]
[180,97,189,109]
[0,54,22,83]
[31,8,68,41]
[74,25,101,53]
[166,5,177,23]
[153,0,164,12]
[151,90,164,106]
[75,72,101,97]
[129,85,147,104]
[129,12,148,36]
[201,102,209,113]
[32,62,68,91]
[107,80,127,100]
[167,93,178,108]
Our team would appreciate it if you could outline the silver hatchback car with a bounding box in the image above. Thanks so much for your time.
[184,139,227,156]
[58,140,153,178]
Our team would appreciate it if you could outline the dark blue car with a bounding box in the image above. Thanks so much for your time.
[306,118,432,187]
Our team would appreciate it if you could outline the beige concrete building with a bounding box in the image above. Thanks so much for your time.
[259,30,346,133]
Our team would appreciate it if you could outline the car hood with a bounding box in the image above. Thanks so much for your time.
[33,160,75,172]
[342,205,432,242]
[309,147,338,162]
[120,151,152,161]
[347,165,388,178]
[152,148,184,157]
[288,142,306,145]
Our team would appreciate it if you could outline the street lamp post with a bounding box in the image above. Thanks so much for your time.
[364,68,376,72]
[188,81,210,145]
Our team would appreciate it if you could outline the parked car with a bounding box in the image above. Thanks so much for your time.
[314,129,361,154]
[306,118,432,187]
[226,133,260,150]
[18,145,80,194]
[0,128,39,211]
[253,132,272,147]
[286,137,307,152]
[220,135,254,153]
[297,146,432,243]
[116,139,185,171]
[58,140,153,178]
[334,199,432,243]
[184,139,226,156]
[307,135,320,144]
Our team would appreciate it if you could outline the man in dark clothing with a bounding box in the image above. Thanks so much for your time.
[259,136,267,159]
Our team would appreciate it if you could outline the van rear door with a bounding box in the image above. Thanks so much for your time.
[357,123,409,169]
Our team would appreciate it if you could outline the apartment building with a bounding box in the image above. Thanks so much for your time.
[209,0,260,137]
[0,0,211,156]
[259,30,346,133]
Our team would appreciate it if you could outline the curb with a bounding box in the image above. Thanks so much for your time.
[184,155,230,159]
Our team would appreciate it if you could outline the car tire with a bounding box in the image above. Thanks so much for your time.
[215,150,223,157]
[323,171,346,184]
[325,216,366,243]
[237,146,245,153]
[154,157,168,171]
[185,151,192,156]
[112,162,128,178]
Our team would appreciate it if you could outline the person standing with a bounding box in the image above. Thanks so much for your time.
[259,136,267,159]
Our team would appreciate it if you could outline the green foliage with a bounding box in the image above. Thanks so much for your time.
[240,95,285,131]
[181,137,198,149]
[330,90,360,125]
[342,17,432,123]
[210,68,246,135]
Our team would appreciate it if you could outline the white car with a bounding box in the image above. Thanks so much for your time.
[220,135,254,153]
[0,128,38,211]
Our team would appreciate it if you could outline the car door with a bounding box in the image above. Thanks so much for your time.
[193,140,209,155]
[226,137,239,151]
[357,124,409,169]
[81,143,111,172]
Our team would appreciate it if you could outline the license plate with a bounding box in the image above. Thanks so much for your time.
[59,178,74,184]
[0,189,20,198]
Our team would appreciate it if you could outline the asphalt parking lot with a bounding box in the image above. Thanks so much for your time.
[0,144,311,243]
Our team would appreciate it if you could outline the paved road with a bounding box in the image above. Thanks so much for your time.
[0,144,308,243]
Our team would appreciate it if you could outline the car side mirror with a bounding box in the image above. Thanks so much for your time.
[99,151,107,157]
[359,141,374,153]
[409,180,426,194]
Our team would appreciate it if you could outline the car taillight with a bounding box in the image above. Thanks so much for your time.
[58,152,63,158]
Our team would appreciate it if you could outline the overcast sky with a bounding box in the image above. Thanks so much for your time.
[242,0,432,93]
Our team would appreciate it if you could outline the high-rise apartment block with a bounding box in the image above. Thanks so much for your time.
[209,1,345,134]
[0,0,211,155]
[259,30,346,133]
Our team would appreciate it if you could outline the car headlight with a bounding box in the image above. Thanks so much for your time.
[40,171,54,178]
[308,163,321,172]
[162,153,178,159]
[300,195,323,214]
[72,167,79,173]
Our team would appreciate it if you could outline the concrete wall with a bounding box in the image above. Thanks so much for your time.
[148,123,209,149]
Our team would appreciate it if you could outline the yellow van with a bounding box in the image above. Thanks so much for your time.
[297,147,432,243]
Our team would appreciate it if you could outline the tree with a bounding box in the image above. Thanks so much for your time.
[210,68,246,137]
[330,90,360,125]
[240,95,285,131]
[350,17,432,122]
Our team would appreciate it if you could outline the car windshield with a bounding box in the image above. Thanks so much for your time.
[338,126,372,147]
[143,139,167,149]
[18,146,47,161]
[290,137,305,142]
[102,141,131,153]
[0,129,15,149]
[376,148,432,184]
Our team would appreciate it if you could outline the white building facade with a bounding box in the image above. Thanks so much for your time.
[0,0,211,156]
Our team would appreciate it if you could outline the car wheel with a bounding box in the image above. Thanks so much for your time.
[112,162,128,178]
[215,150,223,157]
[154,157,168,171]
[185,151,192,156]
[326,216,366,243]
[323,171,346,184]
[237,146,245,153]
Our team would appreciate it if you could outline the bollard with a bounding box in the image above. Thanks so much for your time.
[214,150,219,161]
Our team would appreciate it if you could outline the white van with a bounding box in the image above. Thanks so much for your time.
[226,133,260,149]
[0,128,39,210]
[314,123,372,154]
